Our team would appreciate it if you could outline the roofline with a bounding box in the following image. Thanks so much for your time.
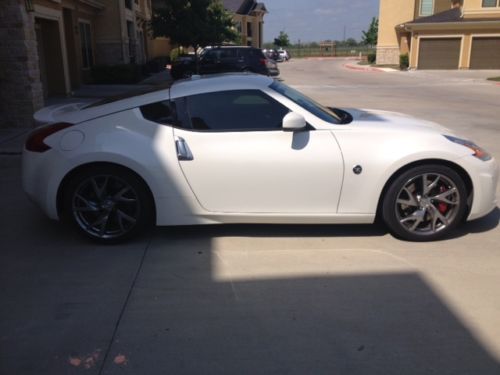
[401,20,500,31]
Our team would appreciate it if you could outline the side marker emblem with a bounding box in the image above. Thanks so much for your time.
[353,165,363,175]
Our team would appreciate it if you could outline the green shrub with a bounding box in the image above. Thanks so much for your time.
[367,52,376,64]
[91,64,143,84]
[400,53,409,70]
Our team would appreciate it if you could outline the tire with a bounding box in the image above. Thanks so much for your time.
[62,165,154,243]
[182,70,194,78]
[382,164,468,242]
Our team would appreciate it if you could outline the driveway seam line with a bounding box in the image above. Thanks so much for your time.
[97,235,153,374]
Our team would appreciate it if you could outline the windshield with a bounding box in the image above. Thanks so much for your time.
[270,81,341,124]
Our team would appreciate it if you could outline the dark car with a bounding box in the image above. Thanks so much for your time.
[170,46,279,80]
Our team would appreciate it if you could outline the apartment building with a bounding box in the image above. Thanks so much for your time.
[0,0,153,128]
[224,0,267,48]
[377,0,500,69]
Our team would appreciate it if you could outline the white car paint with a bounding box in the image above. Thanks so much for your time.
[23,74,498,231]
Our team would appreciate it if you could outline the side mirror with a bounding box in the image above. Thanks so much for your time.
[282,112,307,132]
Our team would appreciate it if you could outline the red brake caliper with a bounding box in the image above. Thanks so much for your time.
[438,185,448,214]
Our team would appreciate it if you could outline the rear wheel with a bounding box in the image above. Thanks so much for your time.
[382,165,468,241]
[63,166,154,243]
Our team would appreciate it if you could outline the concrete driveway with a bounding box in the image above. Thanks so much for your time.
[0,59,499,375]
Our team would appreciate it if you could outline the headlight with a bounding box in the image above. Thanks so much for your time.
[444,135,492,161]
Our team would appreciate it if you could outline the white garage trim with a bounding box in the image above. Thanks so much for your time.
[414,34,464,69]
[466,33,500,68]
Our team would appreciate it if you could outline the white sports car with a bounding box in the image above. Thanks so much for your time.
[23,74,498,242]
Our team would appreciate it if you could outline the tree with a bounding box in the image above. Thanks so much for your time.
[273,31,290,48]
[362,17,378,46]
[151,0,238,70]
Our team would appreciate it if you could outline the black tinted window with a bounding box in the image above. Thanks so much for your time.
[219,49,237,59]
[140,100,177,125]
[185,90,289,131]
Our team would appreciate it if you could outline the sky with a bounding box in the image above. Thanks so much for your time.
[263,0,380,43]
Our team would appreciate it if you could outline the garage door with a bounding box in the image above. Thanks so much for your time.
[470,37,500,69]
[418,38,461,69]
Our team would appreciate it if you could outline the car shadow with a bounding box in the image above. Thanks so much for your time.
[154,206,499,242]
[157,222,387,240]
[448,207,499,240]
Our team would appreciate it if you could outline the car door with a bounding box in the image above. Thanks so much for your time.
[218,48,239,73]
[199,49,219,74]
[172,89,344,214]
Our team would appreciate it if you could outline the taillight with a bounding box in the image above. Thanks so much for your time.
[25,122,73,152]
[259,58,267,66]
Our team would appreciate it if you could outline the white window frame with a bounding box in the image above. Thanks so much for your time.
[420,0,435,16]
[482,0,500,8]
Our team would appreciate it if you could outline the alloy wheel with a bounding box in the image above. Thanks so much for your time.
[71,175,140,240]
[395,173,461,235]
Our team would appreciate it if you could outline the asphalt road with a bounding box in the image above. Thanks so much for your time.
[1,59,499,375]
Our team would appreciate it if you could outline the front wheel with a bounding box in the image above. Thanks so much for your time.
[382,165,468,241]
[63,166,154,243]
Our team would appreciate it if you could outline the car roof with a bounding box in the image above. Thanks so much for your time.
[62,74,274,124]
[170,73,274,98]
[205,45,256,50]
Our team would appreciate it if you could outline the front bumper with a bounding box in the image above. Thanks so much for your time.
[464,156,499,221]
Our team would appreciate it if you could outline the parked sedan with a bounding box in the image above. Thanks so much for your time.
[278,49,290,61]
[23,74,498,243]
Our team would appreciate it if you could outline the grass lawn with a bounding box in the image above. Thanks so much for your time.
[487,77,500,81]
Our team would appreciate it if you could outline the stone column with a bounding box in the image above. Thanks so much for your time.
[0,0,44,129]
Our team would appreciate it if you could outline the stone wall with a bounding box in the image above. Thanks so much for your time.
[376,46,401,66]
[0,0,43,129]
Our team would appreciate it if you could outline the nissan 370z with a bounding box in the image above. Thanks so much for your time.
[23,74,498,243]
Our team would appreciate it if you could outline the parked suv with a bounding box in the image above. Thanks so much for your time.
[170,46,279,80]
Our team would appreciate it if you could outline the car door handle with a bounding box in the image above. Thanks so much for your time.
[175,137,193,161]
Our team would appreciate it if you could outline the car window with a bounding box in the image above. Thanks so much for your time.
[220,49,237,59]
[202,50,218,61]
[270,81,341,124]
[183,90,289,131]
[140,100,178,125]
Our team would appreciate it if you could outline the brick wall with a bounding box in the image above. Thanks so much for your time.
[0,0,43,129]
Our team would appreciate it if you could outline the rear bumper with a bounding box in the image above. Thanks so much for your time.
[22,149,65,220]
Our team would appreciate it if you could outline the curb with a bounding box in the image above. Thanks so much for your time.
[343,63,385,73]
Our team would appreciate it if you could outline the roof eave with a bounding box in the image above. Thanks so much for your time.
[403,20,500,31]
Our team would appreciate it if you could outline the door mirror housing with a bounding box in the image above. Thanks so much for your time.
[282,112,307,132]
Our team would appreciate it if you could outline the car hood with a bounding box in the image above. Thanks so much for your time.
[348,109,452,134]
